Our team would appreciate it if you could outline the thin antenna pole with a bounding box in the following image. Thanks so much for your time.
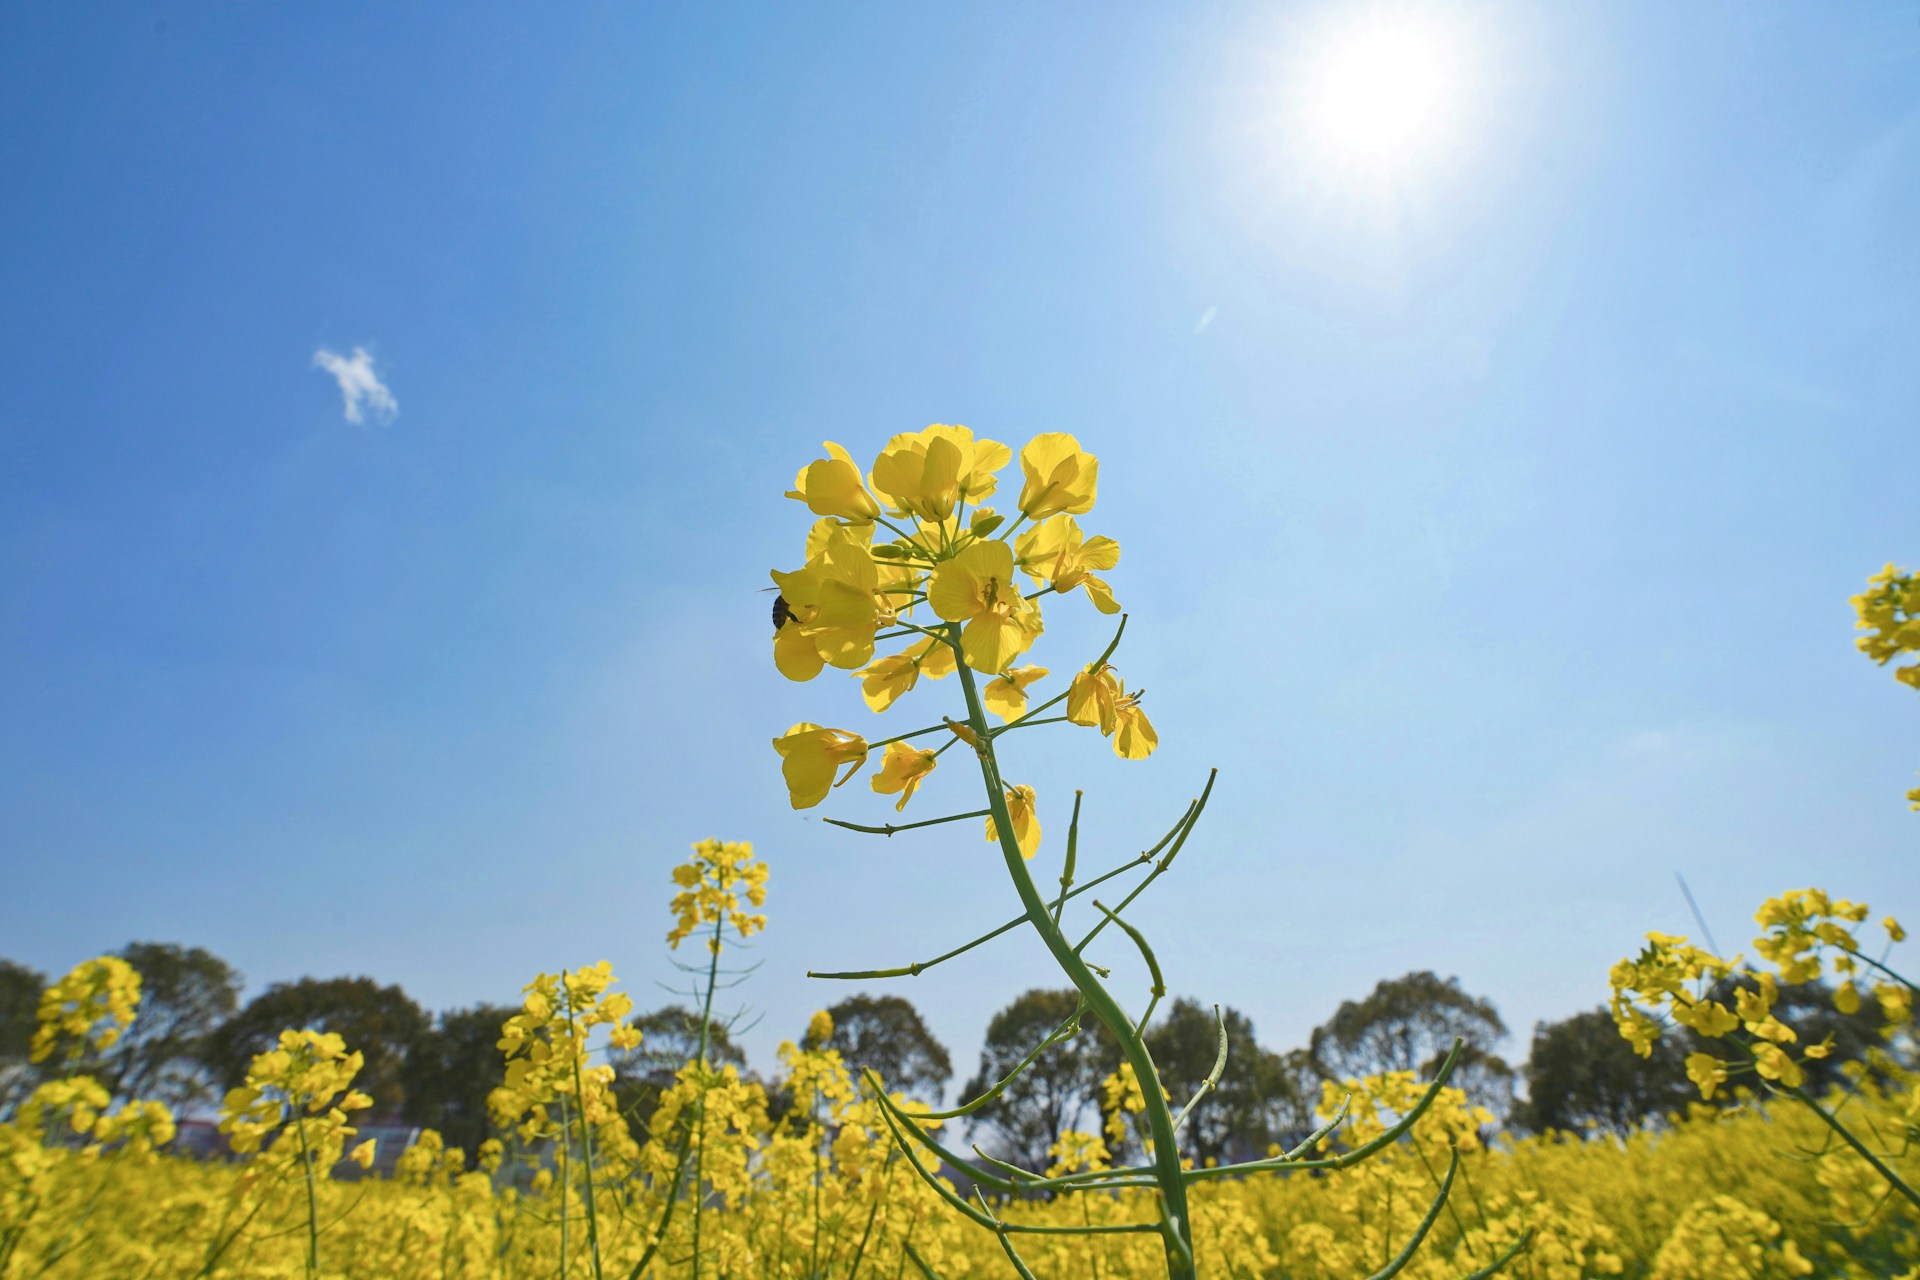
[1674,872,1722,956]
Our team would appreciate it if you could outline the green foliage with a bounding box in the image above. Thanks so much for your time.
[89,942,242,1111]
[962,988,1117,1172]
[823,994,952,1102]
[401,1003,518,1161]
[203,976,428,1115]
[1518,1007,1692,1136]
[0,959,46,1114]
[1309,970,1515,1121]
[1144,999,1311,1165]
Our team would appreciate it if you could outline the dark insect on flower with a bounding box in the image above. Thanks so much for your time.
[771,593,794,631]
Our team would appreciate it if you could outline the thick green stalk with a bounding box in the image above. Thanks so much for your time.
[945,623,1197,1280]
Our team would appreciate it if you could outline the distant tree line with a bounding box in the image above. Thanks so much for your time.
[0,945,1884,1171]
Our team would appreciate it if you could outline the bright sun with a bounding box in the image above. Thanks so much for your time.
[1297,8,1471,184]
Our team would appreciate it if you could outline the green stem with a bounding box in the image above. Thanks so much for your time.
[947,623,1197,1280]
[889,1003,1086,1121]
[690,913,725,1280]
[292,1105,320,1280]
[824,810,990,837]
[1786,1083,1920,1210]
[1054,791,1083,927]
[562,979,605,1280]
[806,829,1185,981]
[992,715,1072,734]
[1074,774,1215,956]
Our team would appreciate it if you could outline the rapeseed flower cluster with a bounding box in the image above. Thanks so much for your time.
[488,962,640,1164]
[1610,887,1912,1100]
[665,838,768,953]
[218,1029,376,1172]
[27,954,140,1066]
[769,427,1155,840]
[1853,561,1920,807]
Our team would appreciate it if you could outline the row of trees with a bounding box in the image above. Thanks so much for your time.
[1,944,1878,1171]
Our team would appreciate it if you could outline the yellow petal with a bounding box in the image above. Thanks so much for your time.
[774,625,825,682]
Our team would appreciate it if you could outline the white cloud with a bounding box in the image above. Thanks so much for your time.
[1194,305,1218,335]
[312,346,397,424]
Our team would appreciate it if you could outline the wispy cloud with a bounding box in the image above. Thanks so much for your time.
[312,346,398,424]
[1194,305,1218,335]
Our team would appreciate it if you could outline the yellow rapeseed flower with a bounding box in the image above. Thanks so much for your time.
[985,784,1041,859]
[870,424,1008,522]
[770,524,883,677]
[871,741,938,812]
[772,723,870,809]
[856,638,955,713]
[30,956,142,1065]
[1017,433,1098,519]
[927,540,1042,673]
[1684,1052,1728,1100]
[786,441,882,521]
[1016,514,1120,613]
[981,664,1048,721]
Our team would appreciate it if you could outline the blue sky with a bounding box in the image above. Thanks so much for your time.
[3,3,1916,1087]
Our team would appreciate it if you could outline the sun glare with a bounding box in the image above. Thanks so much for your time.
[1297,8,1471,185]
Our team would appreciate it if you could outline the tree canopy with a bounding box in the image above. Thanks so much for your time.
[402,1003,519,1159]
[824,994,952,1102]
[962,988,1117,1172]
[202,976,429,1115]
[1309,970,1515,1122]
[1144,998,1313,1166]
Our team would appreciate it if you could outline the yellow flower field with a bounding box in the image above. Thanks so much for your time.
[6,430,1915,1280]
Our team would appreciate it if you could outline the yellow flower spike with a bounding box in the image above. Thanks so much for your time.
[927,540,1043,673]
[1017,432,1099,519]
[1834,981,1861,1015]
[871,741,938,812]
[349,1139,376,1169]
[1885,915,1906,943]
[1015,515,1121,613]
[786,441,882,521]
[667,839,769,949]
[982,665,1048,721]
[771,723,870,810]
[29,956,143,1065]
[985,783,1041,859]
